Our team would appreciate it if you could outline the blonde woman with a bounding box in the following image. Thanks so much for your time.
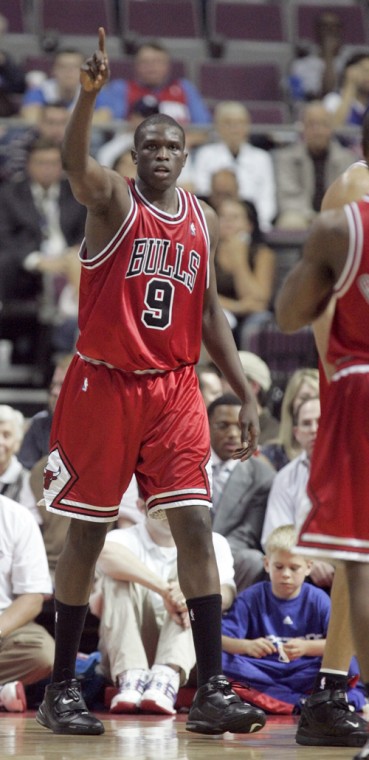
[261,368,319,470]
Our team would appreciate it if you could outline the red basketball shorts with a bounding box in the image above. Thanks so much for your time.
[43,356,212,522]
[298,365,369,562]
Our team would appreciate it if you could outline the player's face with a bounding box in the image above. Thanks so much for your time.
[209,404,242,460]
[133,124,187,189]
[265,550,310,599]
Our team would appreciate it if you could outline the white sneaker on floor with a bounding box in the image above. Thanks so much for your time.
[0,681,27,712]
[110,669,150,714]
[140,665,180,715]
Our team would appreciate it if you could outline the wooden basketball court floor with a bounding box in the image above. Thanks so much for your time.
[0,712,364,760]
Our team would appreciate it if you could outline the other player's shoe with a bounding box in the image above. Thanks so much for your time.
[296,689,368,747]
[110,669,150,714]
[36,678,104,735]
[186,674,266,735]
[140,665,180,715]
[354,738,369,759]
[0,681,27,712]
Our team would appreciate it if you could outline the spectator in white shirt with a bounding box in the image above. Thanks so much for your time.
[192,101,277,231]
[90,506,236,715]
[0,495,54,712]
[261,396,334,590]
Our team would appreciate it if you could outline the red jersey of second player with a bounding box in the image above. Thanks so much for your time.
[76,180,210,372]
[327,195,369,370]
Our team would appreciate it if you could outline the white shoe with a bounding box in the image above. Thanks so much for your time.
[140,665,180,715]
[0,681,27,712]
[110,669,150,714]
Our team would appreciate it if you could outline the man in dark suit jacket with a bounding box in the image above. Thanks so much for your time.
[208,394,275,592]
[0,138,86,372]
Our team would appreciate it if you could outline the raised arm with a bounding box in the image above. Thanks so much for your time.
[201,203,260,458]
[61,29,110,206]
[61,28,131,255]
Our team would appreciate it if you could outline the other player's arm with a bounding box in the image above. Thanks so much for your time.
[310,162,369,380]
[201,203,260,458]
[275,209,349,333]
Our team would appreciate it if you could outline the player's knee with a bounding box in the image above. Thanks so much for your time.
[68,519,108,559]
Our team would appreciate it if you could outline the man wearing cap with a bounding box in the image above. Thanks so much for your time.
[238,351,279,445]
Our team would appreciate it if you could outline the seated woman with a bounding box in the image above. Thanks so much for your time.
[261,367,319,470]
[215,199,276,349]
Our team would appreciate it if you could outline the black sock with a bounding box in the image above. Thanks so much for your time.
[364,682,369,699]
[313,670,348,692]
[52,599,89,683]
[186,594,222,687]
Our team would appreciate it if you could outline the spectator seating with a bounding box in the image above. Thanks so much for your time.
[120,0,202,39]
[207,1,287,43]
[198,61,282,102]
[37,0,116,37]
[294,3,368,46]
[248,320,318,400]
[1,0,26,32]
[22,54,187,82]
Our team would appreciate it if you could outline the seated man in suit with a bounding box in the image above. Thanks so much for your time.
[209,394,275,592]
[274,101,355,230]
[0,138,86,371]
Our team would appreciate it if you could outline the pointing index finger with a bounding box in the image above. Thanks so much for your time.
[98,27,106,55]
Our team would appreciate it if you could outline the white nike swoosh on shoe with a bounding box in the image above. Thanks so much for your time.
[346,721,360,728]
[250,722,264,732]
[61,698,75,704]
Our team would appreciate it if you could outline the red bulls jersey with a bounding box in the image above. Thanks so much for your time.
[76,180,210,372]
[327,197,369,370]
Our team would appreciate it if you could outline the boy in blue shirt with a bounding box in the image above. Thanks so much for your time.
[222,525,365,714]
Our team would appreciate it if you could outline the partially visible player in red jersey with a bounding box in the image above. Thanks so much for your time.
[290,157,369,750]
[36,29,266,738]
[276,119,369,760]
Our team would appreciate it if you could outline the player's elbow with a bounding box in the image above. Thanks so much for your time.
[275,301,306,333]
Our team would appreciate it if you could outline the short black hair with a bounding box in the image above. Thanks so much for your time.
[207,393,241,420]
[134,114,185,149]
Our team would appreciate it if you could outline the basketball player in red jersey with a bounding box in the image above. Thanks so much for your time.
[36,29,266,737]
[276,120,369,760]
[292,156,369,749]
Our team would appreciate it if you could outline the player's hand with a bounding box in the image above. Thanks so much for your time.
[80,27,110,92]
[232,400,260,461]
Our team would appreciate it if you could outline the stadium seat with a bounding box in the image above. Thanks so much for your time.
[198,61,282,102]
[207,1,286,42]
[295,3,368,46]
[247,319,318,400]
[38,0,116,36]
[0,0,26,33]
[121,0,202,38]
